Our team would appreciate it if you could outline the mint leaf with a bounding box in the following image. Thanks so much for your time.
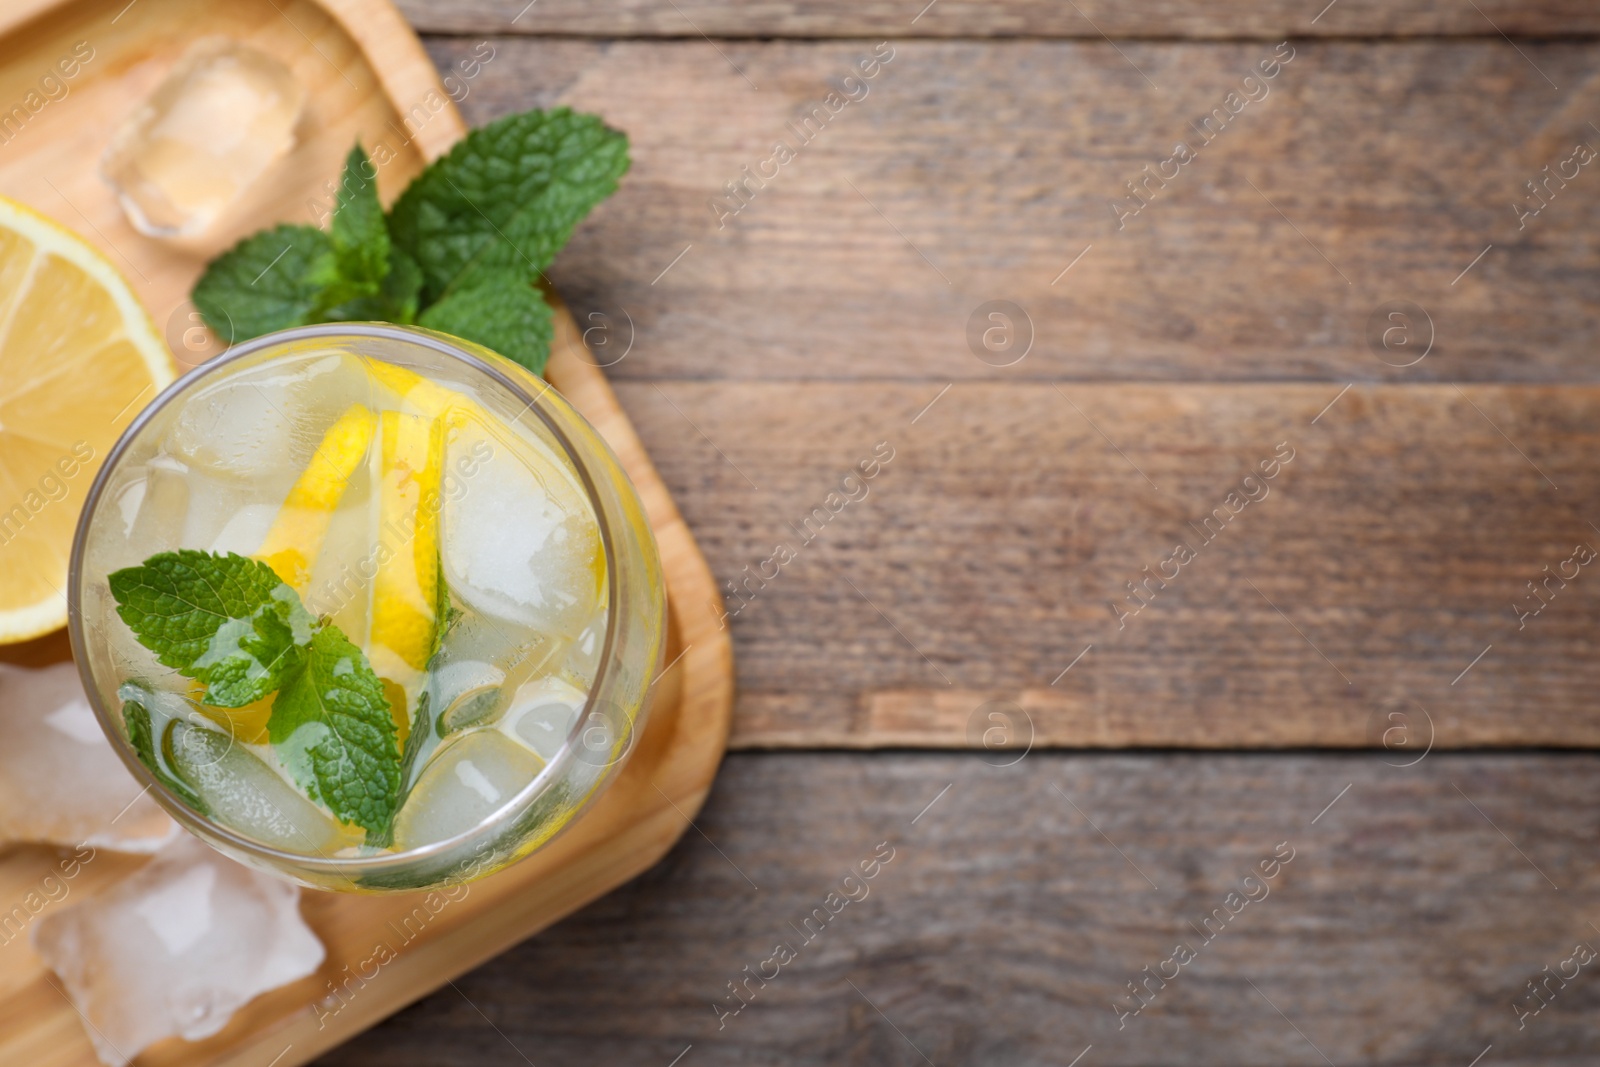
[108,551,313,708]
[382,245,424,323]
[388,108,630,304]
[417,269,555,374]
[311,145,394,318]
[191,109,630,380]
[268,625,401,835]
[368,690,432,849]
[192,224,334,341]
[122,699,209,815]
[320,244,423,325]
[330,145,389,286]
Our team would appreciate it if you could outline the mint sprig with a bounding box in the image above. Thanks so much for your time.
[107,549,313,708]
[191,224,333,341]
[108,551,401,836]
[388,108,630,303]
[191,108,630,376]
[269,624,402,835]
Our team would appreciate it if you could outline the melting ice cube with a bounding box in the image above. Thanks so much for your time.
[391,729,544,850]
[101,37,307,238]
[167,720,354,855]
[500,675,588,762]
[434,658,506,736]
[32,834,325,1067]
[125,455,188,557]
[441,418,603,639]
[166,352,371,483]
[0,662,175,852]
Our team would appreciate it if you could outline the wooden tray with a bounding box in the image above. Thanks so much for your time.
[0,1,733,1064]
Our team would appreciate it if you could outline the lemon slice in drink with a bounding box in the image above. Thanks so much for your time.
[370,410,446,739]
[257,403,377,594]
[0,196,173,643]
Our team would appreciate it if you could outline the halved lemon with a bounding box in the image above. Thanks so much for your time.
[0,195,174,644]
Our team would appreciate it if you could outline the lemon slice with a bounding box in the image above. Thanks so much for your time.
[0,196,174,643]
[257,403,376,593]
[366,359,466,422]
[370,410,445,693]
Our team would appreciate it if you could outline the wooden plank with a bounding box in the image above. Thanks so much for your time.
[428,36,1600,384]
[611,380,1600,750]
[314,751,1600,1066]
[404,0,1600,39]
[0,3,734,1065]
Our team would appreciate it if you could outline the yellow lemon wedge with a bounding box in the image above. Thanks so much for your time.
[369,410,445,709]
[257,403,376,593]
[366,358,465,421]
[0,195,174,643]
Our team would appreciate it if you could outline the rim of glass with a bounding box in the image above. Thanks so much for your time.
[67,322,625,876]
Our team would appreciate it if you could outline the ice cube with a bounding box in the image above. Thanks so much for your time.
[0,663,176,852]
[180,463,260,554]
[167,720,354,855]
[500,675,588,762]
[101,37,307,238]
[391,729,544,850]
[32,834,324,1067]
[302,443,378,637]
[438,603,567,687]
[165,352,370,484]
[127,455,189,554]
[441,418,603,639]
[435,655,508,739]
[208,502,277,556]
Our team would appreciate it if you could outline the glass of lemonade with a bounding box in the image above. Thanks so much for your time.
[68,323,666,892]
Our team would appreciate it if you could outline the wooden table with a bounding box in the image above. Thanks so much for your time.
[320,4,1600,1064]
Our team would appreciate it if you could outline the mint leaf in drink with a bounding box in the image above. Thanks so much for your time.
[268,625,402,836]
[122,699,209,815]
[388,108,630,303]
[192,224,334,340]
[368,691,433,849]
[107,551,313,708]
[417,267,555,374]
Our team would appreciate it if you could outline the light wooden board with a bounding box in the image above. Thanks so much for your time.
[401,0,1600,39]
[0,2,732,1065]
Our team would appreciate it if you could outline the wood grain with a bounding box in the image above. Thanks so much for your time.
[315,751,1600,1067]
[614,381,1600,751]
[0,3,733,1066]
[402,0,1600,39]
[431,37,1600,384]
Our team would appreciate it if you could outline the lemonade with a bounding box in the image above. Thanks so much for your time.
[69,324,666,891]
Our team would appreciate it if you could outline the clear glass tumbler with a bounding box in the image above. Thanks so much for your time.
[68,323,666,891]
